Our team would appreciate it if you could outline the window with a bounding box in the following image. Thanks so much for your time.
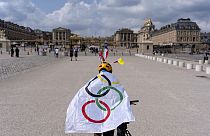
[147,45,149,50]
[196,37,199,41]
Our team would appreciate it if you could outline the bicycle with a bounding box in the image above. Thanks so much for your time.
[94,100,139,136]
[117,100,139,136]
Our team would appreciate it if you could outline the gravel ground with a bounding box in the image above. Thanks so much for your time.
[0,55,64,80]
[0,47,138,81]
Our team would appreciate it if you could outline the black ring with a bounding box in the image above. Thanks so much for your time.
[85,74,111,98]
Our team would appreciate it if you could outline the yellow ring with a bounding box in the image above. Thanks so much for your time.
[97,75,119,85]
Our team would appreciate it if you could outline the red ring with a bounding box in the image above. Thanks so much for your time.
[82,100,111,123]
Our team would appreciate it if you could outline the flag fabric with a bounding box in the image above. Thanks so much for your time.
[65,71,135,133]
[103,47,108,60]
[114,58,125,65]
[99,51,105,62]
[118,58,124,65]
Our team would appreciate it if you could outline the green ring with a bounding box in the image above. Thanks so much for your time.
[95,86,124,111]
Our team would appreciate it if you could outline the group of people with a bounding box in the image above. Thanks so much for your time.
[69,47,78,61]
[10,47,20,57]
[54,47,78,61]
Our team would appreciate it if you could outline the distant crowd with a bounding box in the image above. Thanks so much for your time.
[10,47,20,57]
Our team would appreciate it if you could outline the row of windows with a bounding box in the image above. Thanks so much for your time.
[5,30,36,40]
[177,37,199,42]
[177,31,199,36]
[0,23,33,34]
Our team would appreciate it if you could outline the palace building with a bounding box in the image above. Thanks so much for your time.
[200,32,210,51]
[152,18,201,53]
[114,28,137,48]
[52,27,71,47]
[137,19,155,54]
[34,29,52,45]
[0,19,36,51]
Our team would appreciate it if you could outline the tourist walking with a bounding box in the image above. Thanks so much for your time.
[11,47,14,57]
[37,47,40,55]
[74,48,78,61]
[204,52,209,61]
[70,47,74,61]
[55,48,59,58]
[15,47,19,57]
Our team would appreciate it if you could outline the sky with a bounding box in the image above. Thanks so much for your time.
[0,0,210,36]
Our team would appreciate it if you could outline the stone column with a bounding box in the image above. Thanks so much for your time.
[53,32,55,42]
[65,32,67,46]
[122,33,125,46]
[127,33,129,48]
[130,33,132,48]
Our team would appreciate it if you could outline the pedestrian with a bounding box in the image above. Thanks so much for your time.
[37,47,39,55]
[70,47,74,61]
[55,48,59,58]
[74,48,78,61]
[204,52,209,61]
[15,47,19,57]
[11,47,14,57]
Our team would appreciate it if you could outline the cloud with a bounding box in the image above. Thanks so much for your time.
[0,0,210,36]
[103,0,142,7]
[0,0,45,28]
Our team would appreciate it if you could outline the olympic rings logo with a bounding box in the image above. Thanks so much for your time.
[82,74,124,123]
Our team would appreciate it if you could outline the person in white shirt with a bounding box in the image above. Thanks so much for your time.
[55,48,59,58]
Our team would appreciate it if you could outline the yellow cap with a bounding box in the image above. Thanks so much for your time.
[98,62,112,73]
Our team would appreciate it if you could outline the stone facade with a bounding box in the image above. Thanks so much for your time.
[52,27,71,47]
[81,36,114,47]
[137,19,155,54]
[114,28,137,48]
[200,32,210,51]
[34,29,52,45]
[70,33,82,47]
[0,19,36,41]
[0,19,36,51]
[0,30,10,51]
[152,18,201,53]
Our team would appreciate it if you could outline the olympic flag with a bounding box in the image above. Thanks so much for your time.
[65,71,135,133]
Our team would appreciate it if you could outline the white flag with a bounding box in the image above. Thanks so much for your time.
[65,71,135,133]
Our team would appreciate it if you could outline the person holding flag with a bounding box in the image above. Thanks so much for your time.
[65,58,134,135]
[99,42,109,62]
